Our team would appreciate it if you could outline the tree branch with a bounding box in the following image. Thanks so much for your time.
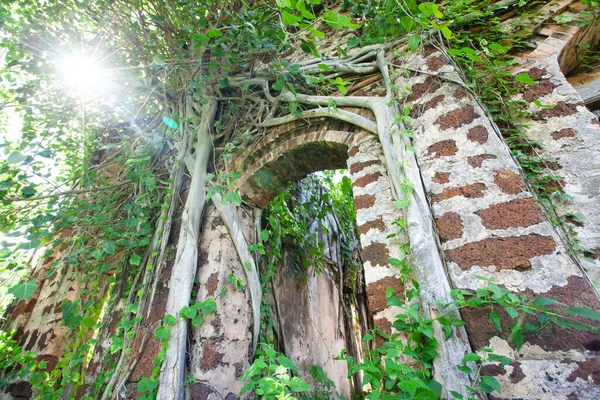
[257,107,377,134]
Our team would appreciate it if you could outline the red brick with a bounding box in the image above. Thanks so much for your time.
[435,105,479,130]
[447,234,556,270]
[494,169,526,195]
[477,198,544,230]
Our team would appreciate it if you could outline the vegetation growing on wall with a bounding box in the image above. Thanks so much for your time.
[1,0,600,398]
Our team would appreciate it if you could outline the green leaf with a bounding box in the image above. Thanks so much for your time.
[276,354,298,371]
[462,352,481,363]
[505,306,519,319]
[163,314,176,326]
[138,377,159,393]
[488,353,512,365]
[408,34,421,51]
[457,365,472,374]
[323,10,360,29]
[129,254,142,266]
[479,375,501,394]
[399,378,426,397]
[260,229,271,241]
[155,326,171,341]
[564,306,600,321]
[198,298,217,315]
[282,10,302,25]
[532,297,565,306]
[207,28,222,38]
[515,73,536,86]
[20,186,36,198]
[510,324,523,350]
[289,376,311,391]
[221,190,242,205]
[308,27,325,38]
[180,306,197,319]
[192,315,203,328]
[8,279,38,299]
[489,311,502,331]
[295,0,315,19]
[7,151,26,165]
[18,239,41,250]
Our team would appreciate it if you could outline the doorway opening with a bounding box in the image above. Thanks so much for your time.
[258,171,369,398]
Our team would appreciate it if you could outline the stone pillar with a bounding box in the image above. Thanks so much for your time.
[395,46,600,398]
[347,136,405,341]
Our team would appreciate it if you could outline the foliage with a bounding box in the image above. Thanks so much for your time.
[241,344,312,399]
[1,0,600,398]
[0,330,44,390]
[339,269,600,399]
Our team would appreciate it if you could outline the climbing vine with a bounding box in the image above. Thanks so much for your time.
[1,0,600,398]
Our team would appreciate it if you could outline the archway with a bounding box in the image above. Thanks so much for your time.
[231,117,406,395]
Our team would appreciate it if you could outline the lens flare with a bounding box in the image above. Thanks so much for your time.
[59,52,108,94]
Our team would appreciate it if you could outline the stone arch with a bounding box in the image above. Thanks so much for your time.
[231,116,405,344]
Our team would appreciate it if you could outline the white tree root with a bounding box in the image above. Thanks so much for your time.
[157,98,217,400]
[211,194,262,355]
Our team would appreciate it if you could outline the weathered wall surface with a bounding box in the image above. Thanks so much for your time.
[394,45,600,398]
[273,263,352,397]
[513,12,600,285]
[187,204,254,398]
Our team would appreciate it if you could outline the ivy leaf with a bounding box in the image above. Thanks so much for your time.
[7,151,26,165]
[191,315,203,328]
[515,73,536,86]
[110,337,124,354]
[198,298,217,315]
[138,377,159,393]
[8,279,38,299]
[154,326,171,341]
[129,254,142,266]
[260,229,271,241]
[163,314,176,326]
[180,306,197,319]
[564,306,600,321]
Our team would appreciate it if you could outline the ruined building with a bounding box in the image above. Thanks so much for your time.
[1,1,600,399]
